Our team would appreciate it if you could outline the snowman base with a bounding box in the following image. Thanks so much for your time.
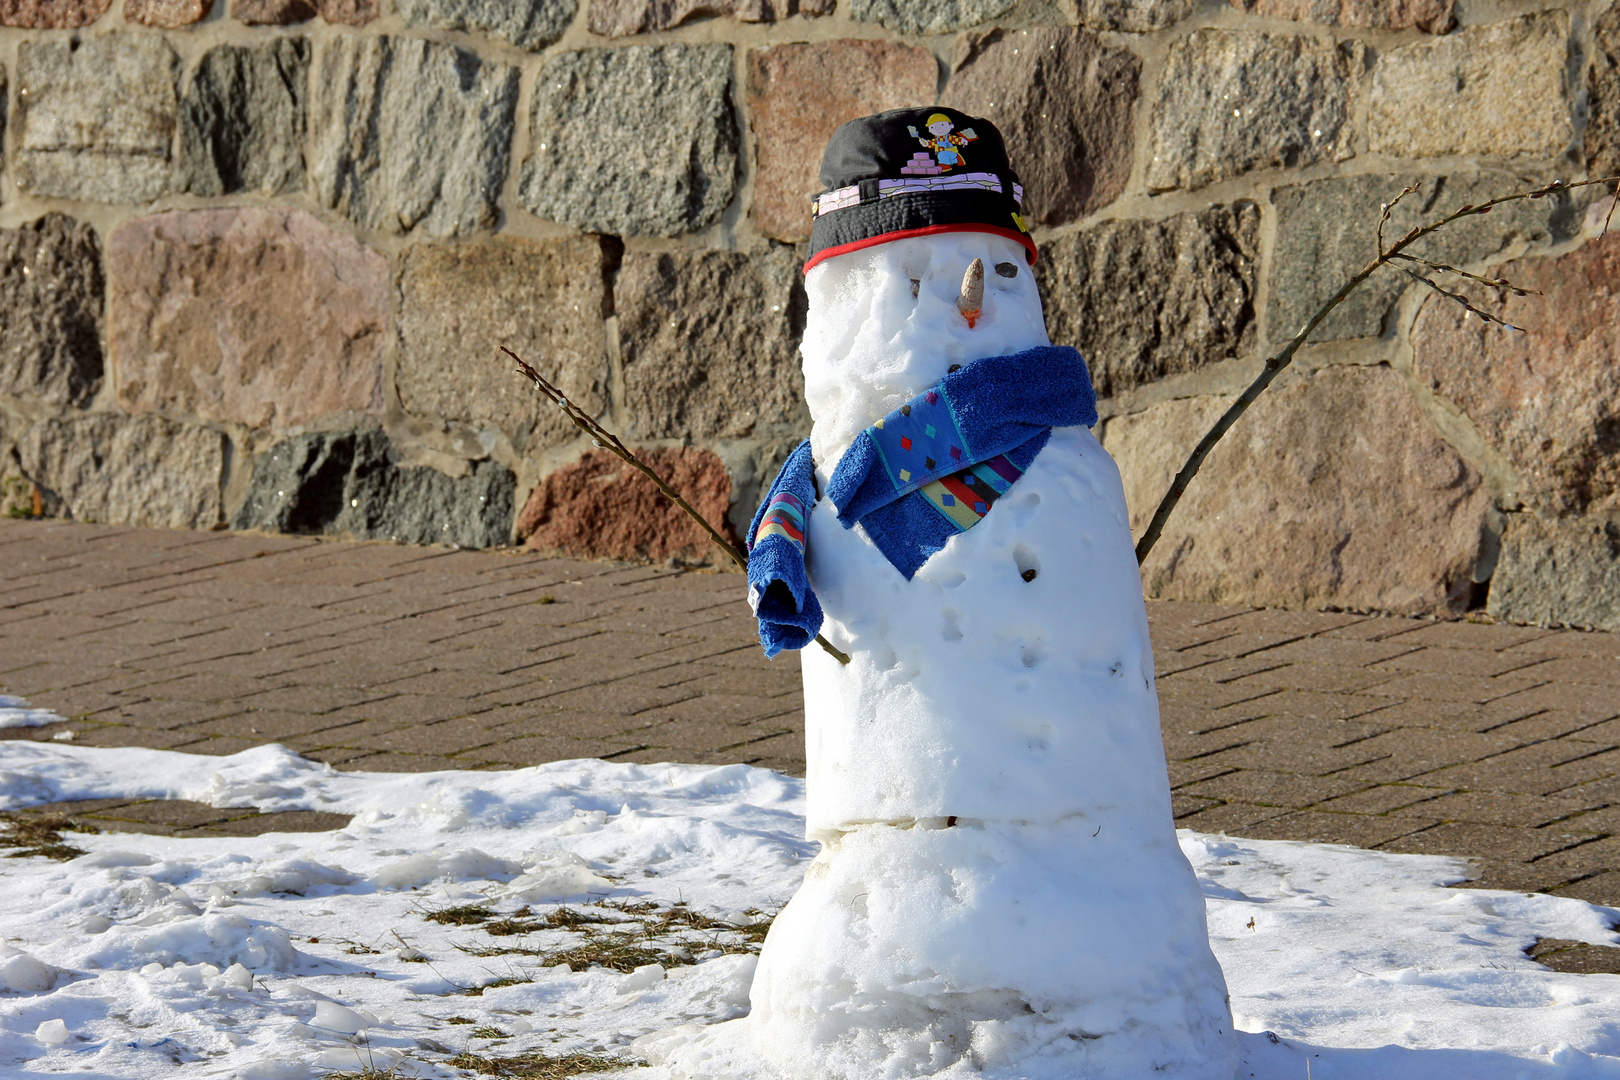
[643,817,1237,1080]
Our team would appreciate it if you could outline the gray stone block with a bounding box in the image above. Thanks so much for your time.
[1036,203,1259,398]
[1489,514,1620,632]
[180,40,308,197]
[1369,11,1572,161]
[944,27,1140,227]
[1229,0,1453,32]
[0,214,104,409]
[17,414,225,530]
[1586,5,1620,180]
[519,45,738,238]
[395,236,610,453]
[397,0,575,50]
[127,0,211,25]
[1078,0,1195,32]
[233,427,515,549]
[232,0,376,22]
[17,36,179,204]
[1270,172,1589,343]
[848,0,1014,33]
[312,36,518,237]
[617,246,808,441]
[589,0,829,35]
[1103,365,1489,615]
[1146,30,1359,192]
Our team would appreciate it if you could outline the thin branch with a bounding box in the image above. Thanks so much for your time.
[1386,252,1540,296]
[1393,266,1525,331]
[1375,183,1421,255]
[502,346,850,666]
[1134,173,1620,565]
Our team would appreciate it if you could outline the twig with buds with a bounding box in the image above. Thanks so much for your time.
[1134,174,1620,565]
[502,346,852,666]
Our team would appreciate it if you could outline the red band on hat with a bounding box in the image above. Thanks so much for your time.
[803,224,1038,275]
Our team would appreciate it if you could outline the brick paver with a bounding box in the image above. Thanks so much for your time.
[3,518,1619,904]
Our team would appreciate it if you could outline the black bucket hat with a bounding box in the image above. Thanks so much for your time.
[804,106,1035,274]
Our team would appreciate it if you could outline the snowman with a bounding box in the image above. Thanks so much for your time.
[666,108,1237,1080]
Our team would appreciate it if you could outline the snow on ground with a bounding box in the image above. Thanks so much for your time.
[0,735,1618,1079]
[0,696,58,729]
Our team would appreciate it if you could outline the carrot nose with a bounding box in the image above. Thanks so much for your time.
[956,258,984,328]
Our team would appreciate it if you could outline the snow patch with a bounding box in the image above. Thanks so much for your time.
[0,695,59,730]
[0,740,1616,1079]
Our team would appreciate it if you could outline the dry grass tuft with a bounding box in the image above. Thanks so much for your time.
[529,932,668,974]
[0,812,98,861]
[424,904,496,926]
[448,1050,641,1078]
[454,897,777,970]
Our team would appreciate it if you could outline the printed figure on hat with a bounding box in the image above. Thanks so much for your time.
[903,112,978,174]
[649,106,1240,1080]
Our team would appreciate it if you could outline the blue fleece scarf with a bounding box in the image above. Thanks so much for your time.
[745,345,1096,658]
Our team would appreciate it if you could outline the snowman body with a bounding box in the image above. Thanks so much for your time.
[733,230,1237,1079]
[651,228,1236,1078]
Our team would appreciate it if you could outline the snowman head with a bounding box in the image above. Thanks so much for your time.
[801,108,1046,463]
[802,231,1051,465]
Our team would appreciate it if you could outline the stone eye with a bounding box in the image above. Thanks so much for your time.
[995,262,1018,278]
[910,279,921,298]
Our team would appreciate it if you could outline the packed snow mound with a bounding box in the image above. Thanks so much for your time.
[208,859,360,899]
[497,849,615,901]
[81,912,300,973]
[0,944,65,994]
[1,741,1619,1077]
[372,848,522,890]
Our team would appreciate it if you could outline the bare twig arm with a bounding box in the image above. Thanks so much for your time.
[1131,253,1386,563]
[501,346,851,665]
[1134,174,1620,565]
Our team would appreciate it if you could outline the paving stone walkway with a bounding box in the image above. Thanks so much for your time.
[2,518,1618,904]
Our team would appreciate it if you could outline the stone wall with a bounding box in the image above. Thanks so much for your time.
[0,0,1616,629]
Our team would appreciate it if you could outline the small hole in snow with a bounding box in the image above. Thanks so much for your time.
[910,279,920,299]
[1014,544,1041,582]
[1021,644,1042,668]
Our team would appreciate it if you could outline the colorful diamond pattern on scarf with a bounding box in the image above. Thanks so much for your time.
[866,382,972,501]
[918,453,1024,530]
